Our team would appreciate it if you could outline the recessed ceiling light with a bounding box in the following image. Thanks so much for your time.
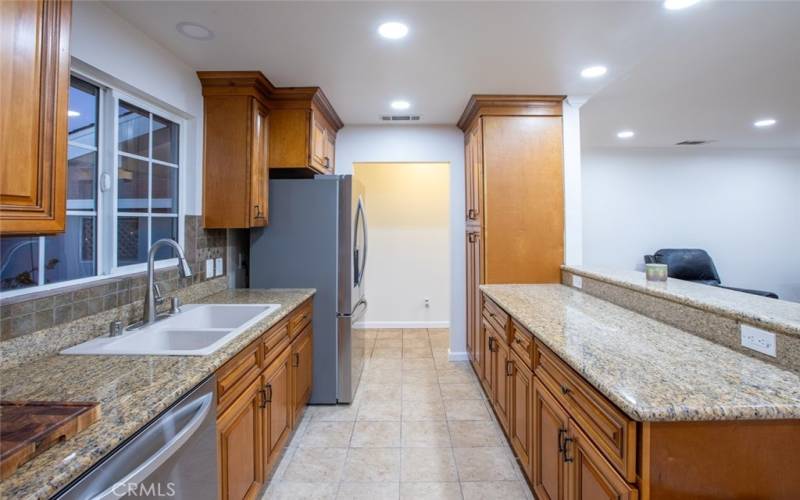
[176,22,214,41]
[664,0,701,10]
[754,118,777,128]
[581,65,607,78]
[617,130,635,139]
[68,110,80,117]
[378,22,409,40]
[390,100,410,110]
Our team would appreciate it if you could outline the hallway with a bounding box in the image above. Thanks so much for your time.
[263,328,532,500]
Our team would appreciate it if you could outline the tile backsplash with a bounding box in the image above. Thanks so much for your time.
[0,215,226,341]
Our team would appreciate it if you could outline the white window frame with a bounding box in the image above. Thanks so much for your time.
[0,65,187,300]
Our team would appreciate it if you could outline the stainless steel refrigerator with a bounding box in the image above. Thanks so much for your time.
[250,175,368,404]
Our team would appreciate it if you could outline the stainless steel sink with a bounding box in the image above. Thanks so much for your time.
[60,304,280,356]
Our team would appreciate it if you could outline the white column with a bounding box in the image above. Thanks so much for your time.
[563,96,588,266]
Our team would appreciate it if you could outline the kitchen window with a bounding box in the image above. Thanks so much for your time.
[0,73,184,296]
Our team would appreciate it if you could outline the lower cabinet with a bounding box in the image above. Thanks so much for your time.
[510,351,533,476]
[566,421,638,500]
[217,377,263,500]
[262,348,292,474]
[532,378,569,500]
[291,324,313,427]
[217,300,314,500]
[492,334,512,433]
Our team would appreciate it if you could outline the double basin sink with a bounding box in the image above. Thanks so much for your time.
[61,304,280,356]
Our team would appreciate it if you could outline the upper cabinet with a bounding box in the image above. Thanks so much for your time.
[198,72,342,228]
[269,87,342,175]
[0,0,72,235]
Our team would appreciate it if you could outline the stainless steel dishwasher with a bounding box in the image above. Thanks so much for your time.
[57,375,217,499]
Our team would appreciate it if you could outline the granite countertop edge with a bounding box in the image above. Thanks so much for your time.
[480,284,800,423]
[562,265,800,338]
[0,288,315,500]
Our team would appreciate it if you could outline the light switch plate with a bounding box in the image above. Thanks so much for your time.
[205,259,214,278]
[215,257,223,277]
[740,324,776,357]
[572,275,583,289]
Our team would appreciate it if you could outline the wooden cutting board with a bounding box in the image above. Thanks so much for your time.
[0,401,101,479]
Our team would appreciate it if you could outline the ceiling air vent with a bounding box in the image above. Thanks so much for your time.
[380,115,421,122]
[675,140,715,146]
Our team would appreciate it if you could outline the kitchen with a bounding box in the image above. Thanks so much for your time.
[1,1,799,500]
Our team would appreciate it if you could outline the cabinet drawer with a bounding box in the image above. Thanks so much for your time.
[535,342,637,482]
[217,341,261,413]
[510,321,534,370]
[482,297,509,337]
[289,301,312,339]
[262,320,290,369]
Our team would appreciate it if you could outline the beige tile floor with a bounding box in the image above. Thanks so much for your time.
[262,328,533,500]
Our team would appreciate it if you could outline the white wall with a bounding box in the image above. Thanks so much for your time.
[336,126,467,358]
[354,163,450,328]
[71,2,204,215]
[582,148,800,301]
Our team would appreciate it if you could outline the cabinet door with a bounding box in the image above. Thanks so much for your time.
[250,100,269,227]
[464,123,483,224]
[262,347,291,475]
[511,352,533,479]
[291,324,313,426]
[566,421,638,500]
[218,377,263,500]
[533,379,569,500]
[310,113,327,172]
[323,131,335,173]
[0,0,71,234]
[466,230,482,366]
[479,317,493,395]
[493,336,511,433]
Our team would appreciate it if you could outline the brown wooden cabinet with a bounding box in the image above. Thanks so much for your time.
[261,348,291,474]
[464,122,483,225]
[0,0,71,235]
[291,323,313,427]
[217,376,263,500]
[199,71,272,229]
[566,421,638,500]
[492,333,512,433]
[479,316,493,394]
[269,89,342,175]
[532,378,569,500]
[466,229,482,365]
[510,351,533,476]
[216,300,314,499]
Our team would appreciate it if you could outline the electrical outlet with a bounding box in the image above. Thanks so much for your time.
[572,275,583,289]
[205,259,214,278]
[424,298,430,308]
[740,324,776,357]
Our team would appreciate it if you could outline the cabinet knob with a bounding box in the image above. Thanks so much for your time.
[561,385,571,395]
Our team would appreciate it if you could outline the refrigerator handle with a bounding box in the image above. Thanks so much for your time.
[353,197,368,286]
[359,197,368,285]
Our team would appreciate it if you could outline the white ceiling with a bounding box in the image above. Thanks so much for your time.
[105,1,800,148]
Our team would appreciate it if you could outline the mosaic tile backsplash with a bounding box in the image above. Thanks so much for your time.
[0,216,226,341]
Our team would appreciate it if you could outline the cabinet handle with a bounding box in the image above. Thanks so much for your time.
[488,337,495,352]
[254,204,264,219]
[514,338,522,345]
[558,428,567,453]
[292,353,300,367]
[561,385,571,395]
[265,384,273,403]
[563,437,574,463]
[468,232,478,243]
[259,389,267,408]
[324,156,330,168]
[468,208,477,220]
[505,360,513,376]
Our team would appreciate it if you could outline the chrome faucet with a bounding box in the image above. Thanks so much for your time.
[140,239,192,327]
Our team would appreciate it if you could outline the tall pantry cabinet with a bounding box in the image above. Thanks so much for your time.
[459,95,565,367]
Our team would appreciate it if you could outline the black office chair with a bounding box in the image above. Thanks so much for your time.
[644,249,779,299]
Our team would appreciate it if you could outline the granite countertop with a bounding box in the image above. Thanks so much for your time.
[481,284,800,422]
[563,265,800,338]
[0,288,315,500]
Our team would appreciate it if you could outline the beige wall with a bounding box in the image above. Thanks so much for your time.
[354,162,450,327]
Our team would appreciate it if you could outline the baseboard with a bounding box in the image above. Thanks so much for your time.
[354,321,450,329]
[448,350,469,362]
